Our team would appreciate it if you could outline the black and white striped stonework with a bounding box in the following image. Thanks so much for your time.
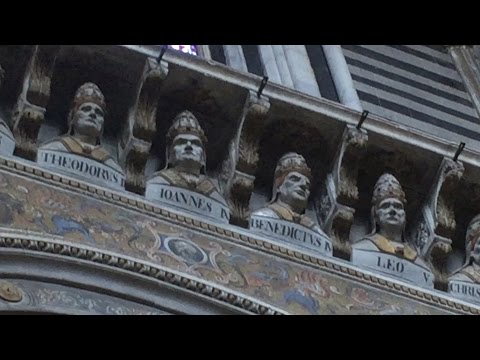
[342,45,480,149]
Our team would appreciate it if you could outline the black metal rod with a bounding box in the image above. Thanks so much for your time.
[453,142,466,161]
[357,110,369,130]
[157,45,168,64]
[257,76,269,98]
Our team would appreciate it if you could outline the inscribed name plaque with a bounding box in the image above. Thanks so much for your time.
[145,184,230,224]
[0,124,15,156]
[250,215,333,257]
[351,248,434,289]
[448,281,480,305]
[37,149,125,189]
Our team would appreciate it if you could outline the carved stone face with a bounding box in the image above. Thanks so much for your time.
[471,241,480,265]
[468,218,480,265]
[375,197,406,232]
[72,102,105,139]
[170,134,204,169]
[277,171,311,210]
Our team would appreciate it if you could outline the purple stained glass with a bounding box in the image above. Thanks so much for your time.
[169,45,198,56]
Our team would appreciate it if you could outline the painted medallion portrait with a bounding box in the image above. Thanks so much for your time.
[165,237,208,264]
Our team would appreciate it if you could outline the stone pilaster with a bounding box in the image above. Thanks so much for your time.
[282,45,321,97]
[220,90,271,226]
[223,45,248,72]
[317,125,368,258]
[257,45,282,84]
[119,57,169,193]
[12,45,59,160]
[413,157,464,287]
[322,45,363,112]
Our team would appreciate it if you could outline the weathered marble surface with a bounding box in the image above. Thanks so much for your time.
[37,149,125,189]
[449,280,480,305]
[351,248,434,288]
[146,183,230,224]
[0,168,457,315]
[0,122,15,156]
[250,215,332,256]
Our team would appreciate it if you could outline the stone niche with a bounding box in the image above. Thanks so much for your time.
[40,46,143,165]
[353,133,453,288]
[148,63,247,180]
[254,123,327,205]
[254,119,337,196]
[147,70,247,172]
[354,140,442,239]
[2,44,250,196]
[451,166,480,272]
[137,61,251,226]
[0,45,33,145]
[0,46,33,114]
[250,100,345,250]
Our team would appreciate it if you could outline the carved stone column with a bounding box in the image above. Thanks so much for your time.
[220,90,270,226]
[257,45,282,84]
[12,45,59,160]
[316,125,368,258]
[119,57,169,193]
[271,46,294,88]
[322,45,363,112]
[282,45,321,97]
[223,46,248,73]
[413,157,464,287]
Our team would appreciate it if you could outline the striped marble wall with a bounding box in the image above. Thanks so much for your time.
[342,45,480,149]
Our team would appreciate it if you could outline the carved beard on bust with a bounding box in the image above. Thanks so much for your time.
[277,171,311,214]
[169,134,205,174]
[374,197,406,239]
[72,102,105,142]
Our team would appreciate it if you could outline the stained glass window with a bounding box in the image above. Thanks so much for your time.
[169,45,198,56]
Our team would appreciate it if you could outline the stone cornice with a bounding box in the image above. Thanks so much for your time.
[120,45,480,169]
[1,155,479,315]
